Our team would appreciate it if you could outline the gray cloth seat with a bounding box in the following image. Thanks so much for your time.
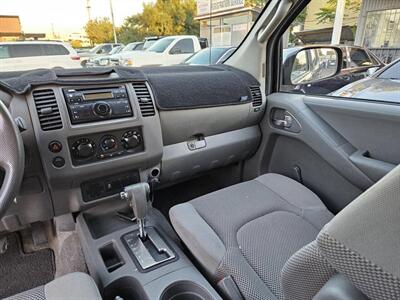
[6,272,102,300]
[170,173,334,299]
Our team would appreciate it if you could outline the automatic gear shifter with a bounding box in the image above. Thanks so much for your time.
[120,182,149,240]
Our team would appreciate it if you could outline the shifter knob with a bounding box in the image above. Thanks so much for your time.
[120,183,150,239]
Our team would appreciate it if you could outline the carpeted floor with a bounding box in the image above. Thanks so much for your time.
[0,233,55,298]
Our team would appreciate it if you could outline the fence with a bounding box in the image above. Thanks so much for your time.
[369,48,400,64]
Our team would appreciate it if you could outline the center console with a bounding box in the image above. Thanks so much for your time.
[27,82,163,215]
[77,183,222,300]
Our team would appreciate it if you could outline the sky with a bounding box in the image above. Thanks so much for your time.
[1,0,154,37]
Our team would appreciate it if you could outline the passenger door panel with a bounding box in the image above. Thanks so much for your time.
[246,92,399,213]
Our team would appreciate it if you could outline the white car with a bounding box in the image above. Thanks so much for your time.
[118,35,203,67]
[0,41,81,72]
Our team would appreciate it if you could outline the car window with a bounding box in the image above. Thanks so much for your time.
[42,44,69,56]
[378,60,400,79]
[0,45,11,59]
[184,48,229,65]
[8,44,44,58]
[98,45,112,54]
[147,38,175,53]
[0,0,269,71]
[349,48,373,67]
[280,0,399,101]
[170,39,195,54]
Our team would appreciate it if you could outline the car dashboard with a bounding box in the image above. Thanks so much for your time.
[0,66,265,231]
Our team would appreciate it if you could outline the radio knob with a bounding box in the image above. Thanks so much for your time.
[72,138,95,159]
[122,131,141,149]
[93,102,111,116]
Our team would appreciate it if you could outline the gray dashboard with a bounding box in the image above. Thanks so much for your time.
[0,66,265,231]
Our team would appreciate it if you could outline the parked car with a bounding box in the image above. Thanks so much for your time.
[142,36,163,50]
[0,41,81,71]
[331,58,400,102]
[282,45,385,94]
[79,43,123,67]
[182,47,236,65]
[118,36,204,67]
[86,42,144,67]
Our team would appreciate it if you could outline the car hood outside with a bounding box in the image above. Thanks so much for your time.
[331,77,400,103]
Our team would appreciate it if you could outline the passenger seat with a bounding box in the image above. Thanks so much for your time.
[170,169,400,299]
[6,272,101,300]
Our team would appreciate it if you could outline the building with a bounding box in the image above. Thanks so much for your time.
[0,15,45,42]
[292,0,359,44]
[195,0,262,47]
[0,15,22,41]
[355,0,400,62]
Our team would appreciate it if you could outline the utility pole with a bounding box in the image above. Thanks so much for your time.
[331,0,345,44]
[86,0,92,21]
[109,0,118,43]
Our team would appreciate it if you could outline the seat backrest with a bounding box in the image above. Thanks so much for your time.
[281,165,400,300]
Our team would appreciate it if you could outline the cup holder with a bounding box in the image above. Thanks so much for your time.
[160,281,214,300]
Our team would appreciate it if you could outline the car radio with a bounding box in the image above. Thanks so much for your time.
[63,86,133,124]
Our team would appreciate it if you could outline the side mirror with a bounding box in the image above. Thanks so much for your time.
[283,46,343,85]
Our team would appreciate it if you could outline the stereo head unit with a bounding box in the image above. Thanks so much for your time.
[63,86,133,124]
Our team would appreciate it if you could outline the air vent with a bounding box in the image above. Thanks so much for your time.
[250,86,262,107]
[32,89,63,131]
[132,82,155,117]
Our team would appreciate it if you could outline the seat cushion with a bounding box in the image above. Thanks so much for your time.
[7,272,101,300]
[170,173,333,300]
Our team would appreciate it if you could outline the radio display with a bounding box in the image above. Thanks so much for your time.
[83,92,113,101]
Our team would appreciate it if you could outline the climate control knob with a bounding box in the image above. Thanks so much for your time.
[101,136,117,151]
[71,138,95,159]
[122,130,141,149]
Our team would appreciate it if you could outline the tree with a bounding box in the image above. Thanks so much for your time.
[117,0,199,43]
[316,0,361,24]
[70,40,82,48]
[118,15,145,44]
[85,18,114,45]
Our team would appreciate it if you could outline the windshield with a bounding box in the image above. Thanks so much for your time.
[122,43,137,52]
[143,40,157,50]
[1,0,269,71]
[109,46,122,55]
[379,60,400,80]
[184,48,230,65]
[147,38,175,53]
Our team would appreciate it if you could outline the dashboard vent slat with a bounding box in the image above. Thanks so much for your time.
[132,82,155,117]
[32,89,63,131]
[250,86,262,107]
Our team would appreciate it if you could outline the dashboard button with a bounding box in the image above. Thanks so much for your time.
[52,156,65,168]
[49,141,62,153]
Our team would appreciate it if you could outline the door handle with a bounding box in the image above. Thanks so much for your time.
[270,108,301,133]
[272,114,293,128]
